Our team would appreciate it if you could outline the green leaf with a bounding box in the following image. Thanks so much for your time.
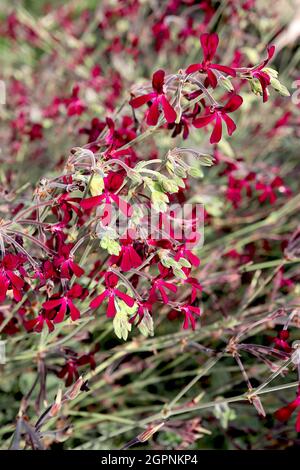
[137,310,154,337]
[151,190,169,213]
[113,299,136,341]
[90,173,104,196]
[173,267,187,280]
[270,77,290,97]
[100,235,121,256]
[178,257,191,268]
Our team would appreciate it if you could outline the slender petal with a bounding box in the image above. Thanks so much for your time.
[186,63,202,74]
[210,113,223,143]
[146,99,160,126]
[193,113,216,128]
[90,290,108,309]
[221,113,237,136]
[80,195,105,210]
[200,32,219,62]
[129,93,154,108]
[152,69,165,93]
[160,95,177,123]
[222,95,243,113]
[114,289,135,307]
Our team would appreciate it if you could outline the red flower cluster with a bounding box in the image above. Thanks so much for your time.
[0,19,291,402]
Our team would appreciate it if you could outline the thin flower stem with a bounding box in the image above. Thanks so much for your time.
[249,357,293,396]
[166,354,223,411]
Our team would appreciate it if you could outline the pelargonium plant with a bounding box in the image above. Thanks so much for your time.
[0,0,299,451]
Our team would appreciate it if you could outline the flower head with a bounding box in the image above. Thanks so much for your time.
[90,272,135,318]
[193,95,243,143]
[43,284,84,323]
[186,33,236,88]
[129,69,177,126]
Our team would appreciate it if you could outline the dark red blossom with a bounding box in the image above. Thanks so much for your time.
[58,358,79,387]
[54,244,84,279]
[53,194,82,225]
[186,33,236,88]
[249,45,275,102]
[26,310,56,333]
[80,172,130,216]
[149,267,177,304]
[43,284,84,323]
[65,85,86,116]
[110,236,142,272]
[275,389,300,432]
[0,254,25,302]
[168,301,201,330]
[180,303,201,330]
[193,95,243,144]
[27,123,43,141]
[0,311,19,335]
[79,118,106,144]
[129,69,177,126]
[225,172,255,208]
[58,347,98,386]
[272,330,292,353]
[167,104,200,139]
[255,176,291,204]
[90,272,135,318]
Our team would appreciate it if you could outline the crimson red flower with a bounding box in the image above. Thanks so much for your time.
[0,254,25,302]
[168,301,201,330]
[149,274,177,304]
[27,123,43,141]
[90,272,135,318]
[110,236,142,272]
[80,172,130,216]
[167,104,201,139]
[58,358,79,387]
[0,311,19,335]
[58,347,98,386]
[225,172,255,208]
[129,69,177,126]
[186,33,236,88]
[43,284,84,323]
[65,85,86,116]
[180,303,201,330]
[79,117,106,144]
[26,310,56,333]
[272,330,292,353]
[183,276,202,302]
[77,349,97,370]
[193,95,243,144]
[54,244,84,279]
[275,389,300,432]
[255,176,291,204]
[249,45,275,102]
[54,193,82,225]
